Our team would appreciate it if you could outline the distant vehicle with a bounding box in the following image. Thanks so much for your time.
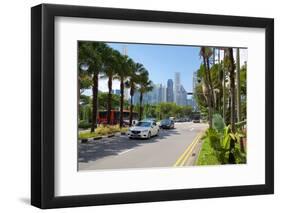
[128,120,159,139]
[190,112,201,123]
[159,119,175,129]
[192,115,200,123]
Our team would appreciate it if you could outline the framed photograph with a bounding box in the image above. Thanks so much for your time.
[31,3,274,209]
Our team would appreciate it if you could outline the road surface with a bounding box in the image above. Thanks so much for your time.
[78,122,208,170]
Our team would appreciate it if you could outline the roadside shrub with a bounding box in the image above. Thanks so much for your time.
[201,125,246,164]
[79,120,91,129]
[212,113,225,133]
[95,125,111,135]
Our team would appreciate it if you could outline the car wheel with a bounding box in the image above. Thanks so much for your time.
[147,132,151,139]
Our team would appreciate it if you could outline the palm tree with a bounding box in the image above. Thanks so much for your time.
[125,63,147,126]
[78,41,106,132]
[100,47,118,125]
[200,47,215,128]
[115,54,133,127]
[236,48,241,123]
[138,71,153,121]
[225,47,236,163]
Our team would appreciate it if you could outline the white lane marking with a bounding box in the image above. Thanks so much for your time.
[118,149,134,155]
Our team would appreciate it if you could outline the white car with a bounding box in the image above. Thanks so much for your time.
[128,120,159,139]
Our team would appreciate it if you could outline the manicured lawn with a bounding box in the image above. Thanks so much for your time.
[196,138,220,165]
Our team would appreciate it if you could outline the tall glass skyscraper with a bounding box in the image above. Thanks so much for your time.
[166,79,174,102]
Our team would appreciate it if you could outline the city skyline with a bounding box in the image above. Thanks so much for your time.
[82,42,248,102]
[97,42,202,94]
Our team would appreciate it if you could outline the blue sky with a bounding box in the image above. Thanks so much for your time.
[107,42,202,92]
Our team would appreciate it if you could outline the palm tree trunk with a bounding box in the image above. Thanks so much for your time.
[206,56,215,110]
[228,48,236,164]
[229,48,236,132]
[107,76,112,125]
[236,48,245,153]
[236,48,241,123]
[119,77,124,128]
[91,73,98,132]
[223,49,228,123]
[139,92,143,121]
[129,88,134,126]
[78,76,80,126]
[201,47,213,128]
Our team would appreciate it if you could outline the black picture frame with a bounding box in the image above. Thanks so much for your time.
[31,3,274,209]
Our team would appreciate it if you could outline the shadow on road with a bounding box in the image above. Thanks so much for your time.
[78,128,180,163]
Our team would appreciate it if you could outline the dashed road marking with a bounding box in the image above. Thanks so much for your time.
[118,149,134,155]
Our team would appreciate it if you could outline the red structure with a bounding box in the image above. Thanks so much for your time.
[97,110,138,125]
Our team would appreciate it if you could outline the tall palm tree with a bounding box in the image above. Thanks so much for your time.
[236,48,241,123]
[78,41,106,132]
[100,47,119,125]
[200,47,214,128]
[225,47,236,163]
[115,54,133,127]
[125,63,146,126]
[138,71,153,121]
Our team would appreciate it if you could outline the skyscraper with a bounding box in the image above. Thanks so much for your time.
[174,72,181,105]
[179,85,188,106]
[192,71,199,110]
[166,79,174,102]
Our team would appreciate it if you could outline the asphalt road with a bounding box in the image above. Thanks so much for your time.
[78,122,208,171]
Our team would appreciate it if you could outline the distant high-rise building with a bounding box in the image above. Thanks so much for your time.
[174,72,181,105]
[166,79,174,102]
[179,85,188,106]
[192,71,199,111]
[162,85,167,102]
[158,84,163,103]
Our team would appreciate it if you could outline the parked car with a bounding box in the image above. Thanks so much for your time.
[159,119,175,129]
[128,120,159,139]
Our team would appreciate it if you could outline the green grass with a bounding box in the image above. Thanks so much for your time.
[79,125,128,139]
[79,131,99,139]
[196,138,221,165]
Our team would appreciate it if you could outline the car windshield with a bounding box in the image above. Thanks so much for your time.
[161,120,170,125]
[135,122,151,127]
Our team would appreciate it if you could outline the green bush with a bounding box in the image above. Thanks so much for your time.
[78,125,128,139]
[78,120,91,129]
[199,125,246,165]
[212,113,225,133]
